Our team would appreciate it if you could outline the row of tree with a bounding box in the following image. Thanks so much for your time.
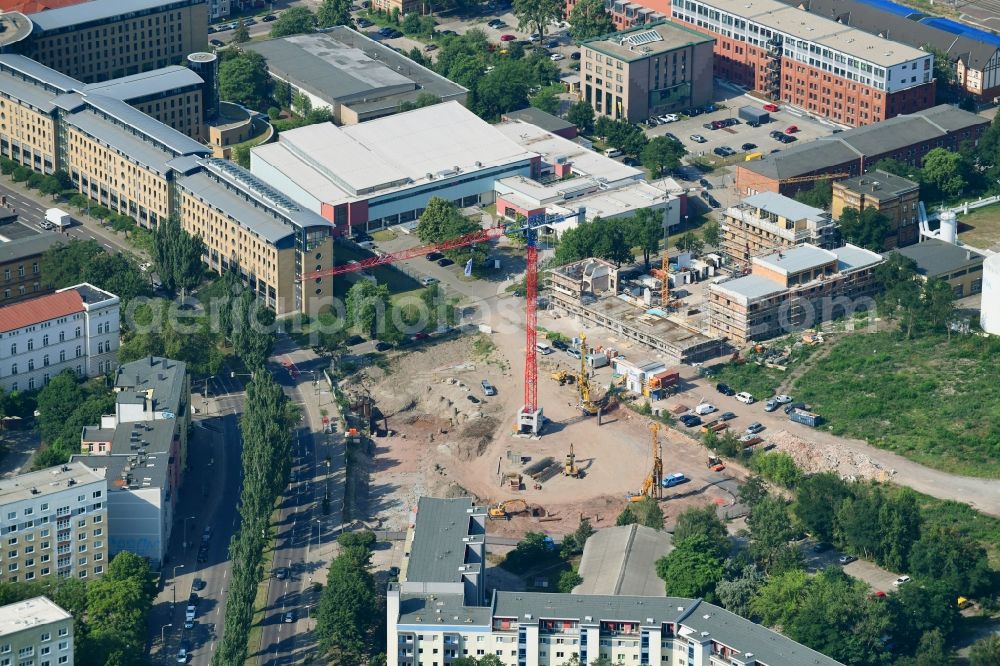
[315,531,383,664]
[0,552,157,665]
[875,252,956,338]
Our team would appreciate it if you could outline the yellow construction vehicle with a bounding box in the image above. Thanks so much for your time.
[563,443,579,477]
[488,499,529,520]
[550,370,575,385]
[577,333,599,416]
[628,423,663,501]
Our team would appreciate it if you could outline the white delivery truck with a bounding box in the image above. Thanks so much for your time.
[44,208,72,229]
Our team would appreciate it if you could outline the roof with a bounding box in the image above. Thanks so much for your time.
[755,245,838,274]
[0,11,33,47]
[491,592,844,666]
[831,243,884,271]
[0,226,64,262]
[892,237,984,276]
[835,169,919,200]
[0,597,72,638]
[573,524,673,596]
[114,356,187,417]
[397,591,493,626]
[0,0,86,11]
[582,20,714,62]
[254,101,535,204]
[711,273,788,302]
[743,191,827,220]
[502,107,575,134]
[0,53,79,91]
[406,497,484,584]
[81,426,115,442]
[742,104,988,181]
[81,94,209,157]
[0,461,104,505]
[80,66,203,102]
[0,289,82,332]
[245,28,466,113]
[26,0,197,32]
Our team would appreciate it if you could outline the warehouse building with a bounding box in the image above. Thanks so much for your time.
[387,496,845,666]
[736,104,990,197]
[246,28,467,126]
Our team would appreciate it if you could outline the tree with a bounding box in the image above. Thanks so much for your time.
[793,179,832,208]
[675,231,704,255]
[39,175,63,197]
[569,0,614,40]
[219,50,271,109]
[672,505,729,558]
[345,281,390,340]
[593,220,633,266]
[655,535,725,600]
[317,0,353,27]
[316,543,379,664]
[152,215,205,298]
[270,7,317,37]
[874,252,922,337]
[626,208,662,269]
[908,527,992,597]
[715,564,766,618]
[530,87,561,114]
[399,92,442,112]
[837,206,891,251]
[503,532,559,573]
[921,147,966,199]
[921,277,955,336]
[594,114,615,140]
[701,219,721,247]
[232,18,250,43]
[640,135,685,178]
[567,100,595,134]
[35,371,84,443]
[737,475,768,509]
[558,568,583,592]
[746,495,797,571]
[792,473,852,543]
[871,158,914,178]
[512,0,562,39]
[750,568,810,628]
[416,197,485,264]
[890,580,960,650]
[970,634,1000,666]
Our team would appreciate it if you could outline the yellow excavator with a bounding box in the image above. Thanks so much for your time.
[550,370,575,385]
[628,423,663,502]
[488,499,529,520]
[577,333,599,416]
[564,443,580,477]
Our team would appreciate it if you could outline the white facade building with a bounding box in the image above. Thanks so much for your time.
[0,596,74,666]
[0,463,108,583]
[0,283,118,393]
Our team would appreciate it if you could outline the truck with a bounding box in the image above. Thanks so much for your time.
[45,207,72,229]
[789,409,822,427]
[662,473,688,488]
[738,106,770,127]
[587,353,609,369]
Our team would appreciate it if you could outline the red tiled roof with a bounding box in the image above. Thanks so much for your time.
[0,290,84,333]
[0,0,88,12]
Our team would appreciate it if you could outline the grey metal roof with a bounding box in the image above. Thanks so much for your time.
[0,66,69,113]
[81,66,204,102]
[742,140,860,181]
[831,244,884,271]
[573,524,673,596]
[82,94,209,157]
[64,109,180,175]
[757,245,837,274]
[397,592,493,627]
[27,0,198,33]
[0,53,81,92]
[891,237,984,277]
[713,273,788,301]
[503,107,575,133]
[406,497,484,584]
[115,356,187,418]
[836,170,919,200]
[0,232,62,265]
[81,426,116,442]
[743,191,826,221]
[176,172,298,245]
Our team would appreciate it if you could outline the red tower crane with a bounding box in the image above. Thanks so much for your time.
[299,208,585,435]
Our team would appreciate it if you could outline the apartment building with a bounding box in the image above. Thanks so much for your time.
[0,0,208,83]
[0,283,119,394]
[708,243,883,343]
[0,230,64,306]
[0,463,108,583]
[579,21,715,122]
[74,356,190,565]
[387,496,845,666]
[0,54,337,316]
[721,191,835,268]
[0,596,73,666]
[832,170,920,249]
[736,104,990,197]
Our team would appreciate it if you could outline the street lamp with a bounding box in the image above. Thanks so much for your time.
[161,623,172,655]
[183,516,196,550]
[171,564,185,606]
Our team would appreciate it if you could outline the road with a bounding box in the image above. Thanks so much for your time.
[152,371,247,666]
[0,180,140,257]
[255,335,345,666]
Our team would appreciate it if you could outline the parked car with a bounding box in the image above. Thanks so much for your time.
[763,103,779,112]
[437,257,454,267]
[893,576,911,586]
[764,399,779,412]
[481,379,497,396]
[783,401,807,414]
[716,382,734,395]
[355,17,372,26]
[679,414,702,427]
[420,276,439,286]
[694,403,717,415]
[487,19,505,28]
[662,472,688,488]
[499,33,515,41]
[424,43,438,51]
[192,578,206,591]
[735,392,755,404]
[707,196,720,208]
[785,124,799,133]
[566,347,581,359]
[775,394,793,403]
[545,39,559,48]
[177,647,189,663]
[550,53,565,61]
[551,339,569,351]
[839,555,857,564]
[719,411,736,421]
[741,142,757,151]
[745,422,765,434]
[210,39,224,47]
[689,134,707,143]
[570,51,581,59]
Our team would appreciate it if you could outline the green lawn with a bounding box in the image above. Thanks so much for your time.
[791,332,1000,477]
[703,337,817,399]
[332,244,422,298]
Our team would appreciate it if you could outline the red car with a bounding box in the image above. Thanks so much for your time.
[763,103,779,112]
[500,33,515,41]
[785,124,799,134]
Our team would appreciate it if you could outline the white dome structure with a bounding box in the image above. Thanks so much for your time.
[982,253,1000,335]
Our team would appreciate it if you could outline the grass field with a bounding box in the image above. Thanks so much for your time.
[332,244,422,299]
[957,202,1000,250]
[704,337,818,399]
[792,332,1000,477]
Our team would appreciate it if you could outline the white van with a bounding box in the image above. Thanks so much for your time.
[604,148,623,158]
[735,392,755,404]
[536,342,553,355]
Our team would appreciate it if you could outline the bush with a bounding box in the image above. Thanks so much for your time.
[11,166,31,182]
[26,172,44,189]
[0,157,16,175]
[747,451,802,488]
[267,106,281,120]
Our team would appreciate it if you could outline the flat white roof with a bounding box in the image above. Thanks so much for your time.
[253,102,536,204]
[754,244,837,275]
[0,597,71,638]
[0,461,105,504]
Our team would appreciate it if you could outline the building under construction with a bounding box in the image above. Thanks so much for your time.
[721,192,836,270]
[547,258,724,364]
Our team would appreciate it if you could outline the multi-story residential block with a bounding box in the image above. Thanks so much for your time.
[0,0,208,83]
[0,54,336,316]
[721,191,835,268]
[370,0,420,17]
[74,356,190,566]
[578,21,715,122]
[0,283,119,394]
[735,104,990,197]
[0,596,74,666]
[708,243,883,343]
[0,229,64,306]
[0,462,108,583]
[387,496,845,666]
[832,170,920,249]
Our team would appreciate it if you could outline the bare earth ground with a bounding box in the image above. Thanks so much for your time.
[958,202,1000,251]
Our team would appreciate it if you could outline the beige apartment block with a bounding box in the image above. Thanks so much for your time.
[0,596,74,666]
[721,191,836,269]
[832,170,921,249]
[0,96,58,175]
[0,462,108,583]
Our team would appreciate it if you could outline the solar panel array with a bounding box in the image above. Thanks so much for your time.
[205,158,301,212]
[622,30,664,47]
